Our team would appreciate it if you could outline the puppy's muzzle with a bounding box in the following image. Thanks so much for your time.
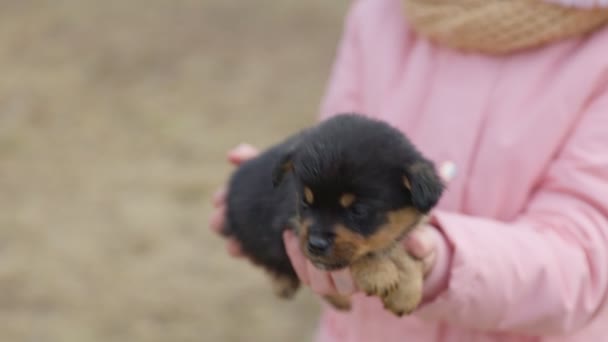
[306,232,334,256]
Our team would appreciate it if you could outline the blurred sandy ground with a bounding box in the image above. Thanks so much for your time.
[0,1,349,341]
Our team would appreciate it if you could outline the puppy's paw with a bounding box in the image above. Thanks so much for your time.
[380,278,422,317]
[271,274,300,299]
[351,254,399,298]
[351,246,425,317]
[381,244,425,316]
[323,294,352,311]
[358,276,400,299]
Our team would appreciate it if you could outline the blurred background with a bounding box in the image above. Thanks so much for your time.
[0,1,350,341]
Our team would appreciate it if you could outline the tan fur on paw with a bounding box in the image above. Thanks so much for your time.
[351,252,400,297]
[382,246,424,316]
[350,245,425,317]
[380,272,422,316]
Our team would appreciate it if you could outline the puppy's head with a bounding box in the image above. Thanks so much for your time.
[273,113,445,270]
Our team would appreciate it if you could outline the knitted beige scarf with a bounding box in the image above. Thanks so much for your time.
[402,0,608,54]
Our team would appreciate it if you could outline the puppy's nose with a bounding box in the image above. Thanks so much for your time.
[307,234,333,255]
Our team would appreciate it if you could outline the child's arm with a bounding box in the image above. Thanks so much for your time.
[416,88,608,335]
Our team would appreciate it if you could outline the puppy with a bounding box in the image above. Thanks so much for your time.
[222,113,444,316]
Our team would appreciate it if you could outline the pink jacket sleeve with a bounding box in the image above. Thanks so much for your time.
[417,86,608,335]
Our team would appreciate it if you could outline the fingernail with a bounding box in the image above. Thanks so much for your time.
[229,143,247,154]
[230,143,253,156]
[228,144,257,164]
[332,269,355,295]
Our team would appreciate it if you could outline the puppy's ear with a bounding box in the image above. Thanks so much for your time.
[271,128,311,187]
[403,160,445,213]
[272,150,295,187]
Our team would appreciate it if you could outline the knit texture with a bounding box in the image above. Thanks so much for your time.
[402,0,608,54]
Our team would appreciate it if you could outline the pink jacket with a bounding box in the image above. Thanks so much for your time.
[313,1,608,341]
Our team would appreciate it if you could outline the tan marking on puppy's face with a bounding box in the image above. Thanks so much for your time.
[403,176,412,191]
[339,193,356,208]
[298,207,423,270]
[333,207,421,262]
[296,218,312,237]
[303,187,314,205]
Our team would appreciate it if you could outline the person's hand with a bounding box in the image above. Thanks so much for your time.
[208,143,260,258]
[282,223,441,298]
[211,143,451,304]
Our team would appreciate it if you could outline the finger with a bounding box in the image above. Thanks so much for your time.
[283,230,310,285]
[307,262,334,295]
[209,206,226,235]
[330,268,356,295]
[404,226,435,259]
[212,187,227,208]
[228,143,259,165]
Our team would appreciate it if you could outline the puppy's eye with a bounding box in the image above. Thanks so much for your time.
[303,187,314,205]
[339,193,356,208]
[300,196,311,210]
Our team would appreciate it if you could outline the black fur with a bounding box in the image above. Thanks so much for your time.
[224,113,444,289]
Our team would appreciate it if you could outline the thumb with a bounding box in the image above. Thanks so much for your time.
[403,225,436,260]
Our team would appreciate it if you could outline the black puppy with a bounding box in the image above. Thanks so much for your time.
[223,113,444,315]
